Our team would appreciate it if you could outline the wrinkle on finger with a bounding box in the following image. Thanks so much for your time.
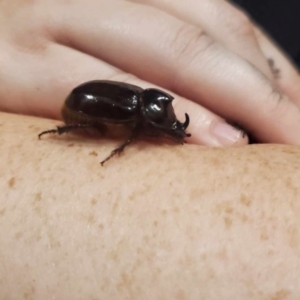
[129,0,273,81]
[168,24,215,70]
[254,26,300,105]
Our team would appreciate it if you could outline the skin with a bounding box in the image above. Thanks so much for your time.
[1,112,300,299]
[1,0,300,298]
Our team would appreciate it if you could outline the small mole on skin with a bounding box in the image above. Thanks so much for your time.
[112,201,119,213]
[287,225,299,249]
[173,206,180,213]
[8,177,15,188]
[162,209,167,215]
[67,143,74,147]
[88,214,96,224]
[14,232,23,240]
[217,248,227,260]
[35,192,42,202]
[121,272,133,290]
[193,209,200,215]
[200,253,207,260]
[0,209,6,217]
[240,194,251,207]
[23,283,36,300]
[260,232,269,241]
[225,206,233,214]
[224,216,233,229]
[175,289,186,300]
[215,201,234,215]
[89,151,98,156]
[240,213,249,224]
[270,289,290,300]
[210,156,222,167]
[29,125,41,131]
[34,205,42,215]
[280,147,300,155]
[90,198,97,205]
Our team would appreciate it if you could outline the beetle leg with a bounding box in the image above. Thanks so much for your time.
[170,135,185,145]
[100,130,138,166]
[38,124,93,139]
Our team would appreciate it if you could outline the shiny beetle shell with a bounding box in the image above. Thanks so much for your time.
[39,80,191,165]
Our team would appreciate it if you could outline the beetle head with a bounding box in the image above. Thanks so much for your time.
[140,89,191,140]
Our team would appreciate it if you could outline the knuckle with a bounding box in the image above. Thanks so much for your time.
[226,8,255,39]
[168,23,215,66]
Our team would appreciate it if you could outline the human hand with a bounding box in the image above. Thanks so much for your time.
[1,0,300,146]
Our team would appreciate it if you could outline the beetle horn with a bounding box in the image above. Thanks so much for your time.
[182,113,190,130]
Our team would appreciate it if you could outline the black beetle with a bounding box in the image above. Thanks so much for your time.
[38,80,191,165]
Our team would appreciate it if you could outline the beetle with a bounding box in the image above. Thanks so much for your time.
[38,80,191,165]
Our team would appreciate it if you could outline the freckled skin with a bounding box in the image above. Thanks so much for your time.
[1,112,300,299]
[8,177,15,188]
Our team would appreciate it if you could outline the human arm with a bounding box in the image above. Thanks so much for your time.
[1,112,300,299]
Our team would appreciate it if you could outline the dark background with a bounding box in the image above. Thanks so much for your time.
[232,0,300,68]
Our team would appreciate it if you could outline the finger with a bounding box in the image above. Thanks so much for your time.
[172,96,248,146]
[0,42,117,118]
[128,0,273,81]
[133,0,300,109]
[54,0,300,144]
[254,26,300,104]
[0,42,248,146]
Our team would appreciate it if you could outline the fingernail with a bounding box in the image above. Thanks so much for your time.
[212,121,243,146]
